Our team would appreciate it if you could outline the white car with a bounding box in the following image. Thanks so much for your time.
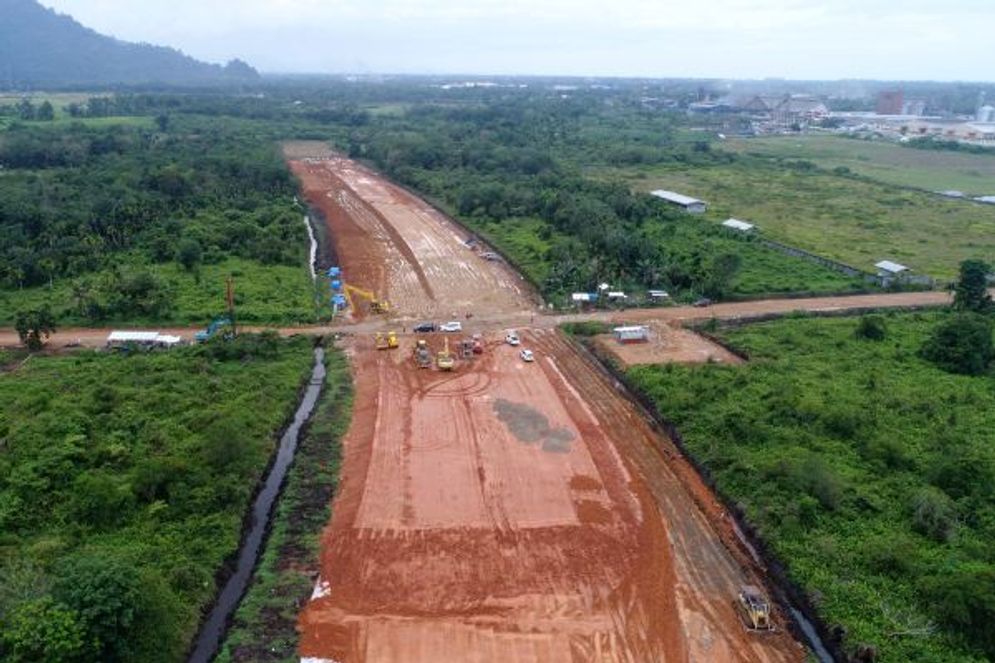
[520,349,535,362]
[440,321,463,333]
[505,332,520,346]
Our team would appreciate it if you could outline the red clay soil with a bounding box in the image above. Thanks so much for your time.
[288,153,534,322]
[593,321,744,367]
[297,332,804,662]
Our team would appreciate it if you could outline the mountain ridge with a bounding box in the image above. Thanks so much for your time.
[0,0,260,88]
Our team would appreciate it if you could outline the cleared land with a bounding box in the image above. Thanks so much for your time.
[593,321,744,367]
[289,150,804,662]
[287,144,534,321]
[609,163,995,280]
[724,134,995,194]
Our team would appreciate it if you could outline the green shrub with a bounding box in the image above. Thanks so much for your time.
[855,315,887,341]
[922,563,995,658]
[0,597,87,663]
[910,487,958,543]
[920,313,994,375]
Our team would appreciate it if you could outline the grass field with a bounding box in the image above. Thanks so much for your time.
[724,135,995,194]
[606,163,995,280]
[0,257,320,327]
[628,312,995,663]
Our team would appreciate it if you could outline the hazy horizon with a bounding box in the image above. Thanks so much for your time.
[38,0,995,83]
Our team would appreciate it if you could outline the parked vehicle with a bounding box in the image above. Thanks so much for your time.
[505,331,520,346]
[440,321,463,333]
[520,349,535,362]
[693,297,713,307]
[413,322,436,333]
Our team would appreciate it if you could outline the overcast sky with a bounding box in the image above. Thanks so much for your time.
[38,0,995,81]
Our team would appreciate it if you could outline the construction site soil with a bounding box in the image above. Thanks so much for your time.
[593,322,745,367]
[288,148,533,322]
[284,148,804,662]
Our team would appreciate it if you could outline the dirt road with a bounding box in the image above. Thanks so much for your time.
[298,332,803,662]
[0,289,958,351]
[280,149,805,662]
[288,148,533,321]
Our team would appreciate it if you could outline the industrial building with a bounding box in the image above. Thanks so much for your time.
[651,190,707,213]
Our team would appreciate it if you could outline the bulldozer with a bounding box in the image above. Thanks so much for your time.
[414,339,432,368]
[737,585,774,632]
[344,284,390,315]
[374,331,399,351]
[436,338,455,371]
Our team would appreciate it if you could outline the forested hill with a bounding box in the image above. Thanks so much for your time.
[0,0,260,88]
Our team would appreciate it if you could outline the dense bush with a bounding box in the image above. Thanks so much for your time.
[0,337,315,661]
[0,117,304,291]
[920,313,993,375]
[628,312,995,661]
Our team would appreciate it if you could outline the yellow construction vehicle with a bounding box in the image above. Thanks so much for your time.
[436,338,455,371]
[737,585,774,632]
[374,331,399,350]
[344,284,390,315]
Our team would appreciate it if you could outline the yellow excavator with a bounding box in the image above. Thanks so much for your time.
[374,331,399,350]
[344,284,390,315]
[436,338,455,371]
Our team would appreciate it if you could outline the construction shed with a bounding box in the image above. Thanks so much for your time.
[613,326,650,344]
[722,218,756,233]
[650,190,707,214]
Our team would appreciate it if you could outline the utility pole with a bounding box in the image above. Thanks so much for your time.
[226,276,237,337]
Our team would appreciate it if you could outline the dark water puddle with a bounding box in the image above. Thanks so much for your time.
[188,348,326,663]
[493,398,574,453]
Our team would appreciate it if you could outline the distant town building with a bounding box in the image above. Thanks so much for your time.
[902,99,927,116]
[650,190,707,214]
[978,105,995,123]
[742,94,828,128]
[876,90,905,115]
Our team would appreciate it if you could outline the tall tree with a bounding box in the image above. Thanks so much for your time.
[14,306,57,351]
[953,259,992,313]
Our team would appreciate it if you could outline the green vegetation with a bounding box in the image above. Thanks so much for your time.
[0,335,315,662]
[627,313,995,662]
[724,134,995,193]
[609,160,995,279]
[0,114,316,325]
[217,349,352,663]
[348,100,862,301]
[0,257,318,326]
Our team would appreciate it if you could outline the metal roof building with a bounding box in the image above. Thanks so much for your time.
[650,190,707,213]
[874,260,909,274]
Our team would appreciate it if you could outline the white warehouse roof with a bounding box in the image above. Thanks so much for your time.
[650,190,705,206]
[722,218,755,232]
[875,260,909,274]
